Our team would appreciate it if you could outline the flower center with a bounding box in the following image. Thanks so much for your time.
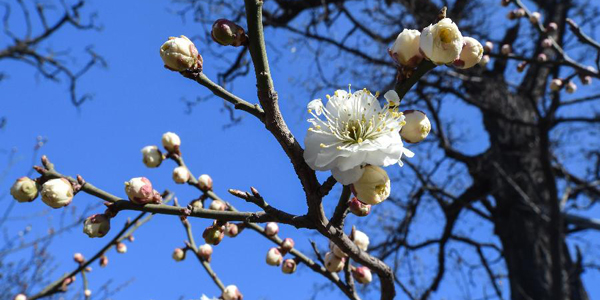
[439,28,453,43]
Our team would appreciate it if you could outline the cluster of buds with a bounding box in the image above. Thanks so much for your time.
[203,221,225,245]
[390,17,483,68]
[41,178,74,209]
[83,214,111,238]
[324,228,370,274]
[172,248,186,262]
[264,234,297,274]
[124,177,162,205]
[10,177,38,203]
[211,19,247,47]
[172,166,190,184]
[222,285,243,300]
[160,36,202,71]
[199,244,213,262]
[141,146,163,168]
[351,165,391,205]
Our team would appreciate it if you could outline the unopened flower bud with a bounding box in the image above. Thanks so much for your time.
[329,241,347,258]
[225,223,239,237]
[41,178,73,208]
[203,222,225,245]
[209,199,227,211]
[352,230,370,251]
[281,238,295,253]
[85,267,92,272]
[199,244,213,262]
[14,294,27,300]
[264,222,279,236]
[172,166,190,184]
[454,37,483,69]
[100,255,108,267]
[141,146,163,168]
[116,242,127,253]
[541,38,552,48]
[83,214,111,238]
[198,174,213,192]
[501,44,511,55]
[128,235,135,242]
[401,110,431,143]
[483,41,493,53]
[160,35,202,71]
[10,177,38,203]
[348,197,371,217]
[581,75,592,85]
[352,165,390,205]
[420,18,464,65]
[211,19,247,47]
[546,22,558,32]
[565,81,577,94]
[282,259,297,274]
[550,78,563,91]
[501,0,510,6]
[266,247,283,266]
[529,12,541,24]
[172,248,185,262]
[514,8,525,18]
[222,285,243,300]
[324,252,345,273]
[73,253,85,264]
[352,266,373,284]
[479,55,490,67]
[537,53,547,62]
[124,177,161,205]
[390,29,422,67]
[517,61,527,72]
[161,132,181,153]
[191,200,204,210]
[84,290,92,297]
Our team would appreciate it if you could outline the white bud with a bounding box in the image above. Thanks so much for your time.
[73,253,85,264]
[282,259,297,274]
[266,247,283,266]
[14,294,27,300]
[100,256,108,267]
[501,44,511,55]
[483,41,493,53]
[222,285,243,300]
[550,78,563,91]
[141,146,163,168]
[565,81,577,94]
[329,240,347,258]
[209,199,227,211]
[514,8,526,18]
[281,238,295,253]
[225,223,239,237]
[161,132,181,152]
[390,29,422,67]
[479,55,490,67]
[172,166,190,184]
[546,22,558,32]
[529,12,541,24]
[84,290,92,297]
[401,110,431,143]
[352,230,370,251]
[10,177,38,203]
[541,38,552,48]
[420,18,464,65]
[537,53,547,62]
[124,177,160,205]
[352,266,373,284]
[352,165,390,205]
[172,248,185,262]
[116,242,127,253]
[159,35,201,71]
[324,252,345,273]
[454,37,483,69]
[41,178,73,208]
[83,214,111,238]
[264,222,279,236]
[198,174,213,191]
[198,244,213,262]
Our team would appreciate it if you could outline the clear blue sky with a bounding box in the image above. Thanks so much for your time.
[2,0,599,299]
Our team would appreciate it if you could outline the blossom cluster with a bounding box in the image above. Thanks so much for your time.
[325,229,373,284]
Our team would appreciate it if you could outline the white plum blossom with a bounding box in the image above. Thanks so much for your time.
[41,178,74,208]
[83,214,111,238]
[159,35,201,71]
[454,37,483,69]
[420,18,464,65]
[10,177,38,203]
[390,29,422,67]
[141,146,163,168]
[303,88,413,184]
[352,165,391,205]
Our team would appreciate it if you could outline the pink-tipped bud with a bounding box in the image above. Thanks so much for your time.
[10,177,38,203]
[212,19,247,47]
[517,61,527,73]
[41,178,74,209]
[161,132,181,153]
[172,248,185,262]
[222,285,243,300]
[324,252,345,273]
[73,253,85,264]
[128,235,135,242]
[172,166,190,184]
[329,241,348,258]
[282,259,297,274]
[99,255,108,267]
[546,22,558,32]
[280,238,295,254]
[483,41,493,53]
[198,174,213,192]
[266,247,283,266]
[501,44,511,55]
[83,214,111,238]
[565,81,577,94]
[541,38,553,48]
[225,223,239,237]
[529,12,541,24]
[348,197,371,217]
[116,242,127,254]
[84,289,92,297]
[203,222,225,245]
[209,199,227,211]
[550,78,563,91]
[198,244,213,262]
[352,266,373,284]
[14,294,27,300]
[537,53,547,62]
[124,177,161,205]
[264,222,279,236]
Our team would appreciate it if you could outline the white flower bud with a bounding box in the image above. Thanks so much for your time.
[324,252,345,273]
[390,29,423,67]
[517,61,527,73]
[265,222,279,236]
[266,247,283,266]
[100,256,108,267]
[191,200,204,210]
[124,177,160,205]
[546,22,558,32]
[550,78,563,91]
[41,178,73,208]
[281,238,295,253]
[10,177,38,203]
[541,38,552,48]
[116,242,127,253]
[199,244,213,262]
[172,166,190,184]
[537,53,547,62]
[209,199,227,211]
[514,8,526,18]
[225,223,239,237]
[282,259,297,274]
[352,165,390,205]
[483,41,493,53]
[222,285,243,300]
[401,110,431,143]
[352,266,373,284]
[329,241,347,258]
[172,248,185,262]
[454,37,483,69]
[14,294,27,300]
[529,12,541,24]
[141,146,163,168]
[83,214,111,238]
[352,230,370,251]
[501,44,511,55]
[203,222,225,245]
[420,18,464,65]
[161,132,181,153]
[565,81,577,94]
[479,55,490,67]
[73,253,85,264]
[198,174,213,192]
[84,290,92,297]
[159,35,201,71]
